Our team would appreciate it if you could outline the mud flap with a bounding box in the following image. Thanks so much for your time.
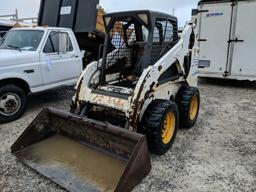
[11,108,151,192]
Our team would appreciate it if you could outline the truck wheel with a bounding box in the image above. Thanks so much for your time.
[176,86,200,128]
[0,84,27,123]
[140,100,179,155]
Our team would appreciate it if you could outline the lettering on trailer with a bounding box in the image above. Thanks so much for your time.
[60,6,72,15]
[206,12,223,17]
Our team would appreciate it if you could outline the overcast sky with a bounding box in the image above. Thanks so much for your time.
[0,0,198,26]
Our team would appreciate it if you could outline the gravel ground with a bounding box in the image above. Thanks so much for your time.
[0,79,256,192]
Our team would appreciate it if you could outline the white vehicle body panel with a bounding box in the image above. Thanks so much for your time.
[198,3,232,74]
[198,0,256,81]
[231,1,256,77]
[0,50,42,88]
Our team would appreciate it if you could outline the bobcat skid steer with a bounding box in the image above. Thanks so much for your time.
[11,10,200,192]
[71,10,200,152]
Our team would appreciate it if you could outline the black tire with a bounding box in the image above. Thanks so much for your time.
[139,100,179,155]
[0,84,27,123]
[176,86,200,129]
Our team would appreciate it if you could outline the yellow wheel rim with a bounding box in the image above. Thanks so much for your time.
[162,111,176,145]
[189,95,199,121]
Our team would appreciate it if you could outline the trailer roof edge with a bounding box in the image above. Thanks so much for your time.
[198,0,248,5]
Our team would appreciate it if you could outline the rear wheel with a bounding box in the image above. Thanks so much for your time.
[0,84,27,123]
[140,100,179,155]
[176,86,200,128]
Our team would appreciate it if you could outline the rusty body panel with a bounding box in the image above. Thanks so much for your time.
[11,108,151,192]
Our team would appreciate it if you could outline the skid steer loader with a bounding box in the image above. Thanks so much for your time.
[11,10,200,192]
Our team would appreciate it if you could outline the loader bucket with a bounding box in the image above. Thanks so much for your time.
[11,108,151,192]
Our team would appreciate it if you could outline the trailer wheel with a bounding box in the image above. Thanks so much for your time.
[0,84,27,123]
[140,100,179,155]
[176,86,200,128]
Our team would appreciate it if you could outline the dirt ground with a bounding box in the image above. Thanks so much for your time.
[0,79,256,192]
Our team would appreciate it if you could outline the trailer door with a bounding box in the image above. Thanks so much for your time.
[198,2,233,75]
[231,1,256,77]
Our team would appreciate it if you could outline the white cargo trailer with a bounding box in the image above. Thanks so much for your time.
[197,0,256,81]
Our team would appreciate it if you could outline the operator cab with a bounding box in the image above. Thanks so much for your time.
[99,10,178,88]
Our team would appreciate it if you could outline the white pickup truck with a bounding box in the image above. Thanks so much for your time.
[0,27,84,123]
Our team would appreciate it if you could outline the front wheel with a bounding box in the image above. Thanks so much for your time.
[0,84,27,123]
[139,100,179,155]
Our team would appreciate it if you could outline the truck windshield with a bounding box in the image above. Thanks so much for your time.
[0,30,44,51]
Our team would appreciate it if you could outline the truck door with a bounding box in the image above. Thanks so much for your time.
[40,30,82,86]
[198,2,234,75]
[231,1,256,77]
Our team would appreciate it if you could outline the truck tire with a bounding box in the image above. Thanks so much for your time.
[0,84,27,123]
[140,100,179,155]
[176,86,200,129]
